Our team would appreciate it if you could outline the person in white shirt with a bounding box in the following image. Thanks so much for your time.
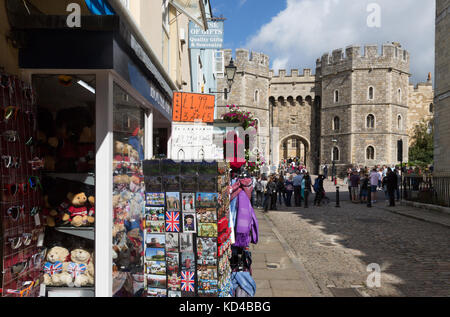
[370,168,381,204]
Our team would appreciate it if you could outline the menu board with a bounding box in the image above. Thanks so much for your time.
[172,92,215,123]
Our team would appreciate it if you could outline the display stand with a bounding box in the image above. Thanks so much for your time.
[0,73,44,297]
[129,160,232,297]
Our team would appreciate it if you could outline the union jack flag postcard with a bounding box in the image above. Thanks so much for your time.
[165,211,180,232]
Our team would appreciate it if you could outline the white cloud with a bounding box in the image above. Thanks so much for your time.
[246,0,435,83]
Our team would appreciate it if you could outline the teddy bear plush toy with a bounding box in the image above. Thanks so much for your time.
[68,247,95,287]
[62,192,95,227]
[43,246,72,286]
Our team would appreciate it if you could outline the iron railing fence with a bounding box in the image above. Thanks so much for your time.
[403,175,450,207]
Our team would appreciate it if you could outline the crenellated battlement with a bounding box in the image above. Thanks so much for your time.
[224,48,270,67]
[269,68,315,81]
[319,43,410,76]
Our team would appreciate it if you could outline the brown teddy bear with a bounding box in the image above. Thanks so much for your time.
[42,195,58,227]
[68,247,95,287]
[43,246,71,286]
[62,192,95,227]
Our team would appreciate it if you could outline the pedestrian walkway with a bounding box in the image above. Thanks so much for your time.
[377,204,450,228]
[250,209,322,297]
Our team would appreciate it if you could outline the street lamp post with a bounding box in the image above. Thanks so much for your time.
[332,139,337,184]
[209,58,237,99]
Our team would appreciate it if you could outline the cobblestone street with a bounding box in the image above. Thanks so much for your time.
[254,181,450,297]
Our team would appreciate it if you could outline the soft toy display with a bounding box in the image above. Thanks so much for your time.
[62,192,95,227]
[68,247,95,287]
[43,246,71,286]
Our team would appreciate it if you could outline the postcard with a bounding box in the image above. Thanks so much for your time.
[197,237,217,256]
[182,212,197,233]
[165,211,180,233]
[168,291,181,297]
[165,232,179,252]
[145,192,165,206]
[145,207,165,221]
[181,252,196,272]
[196,208,217,224]
[163,176,181,192]
[145,248,165,262]
[198,223,218,238]
[147,288,167,297]
[180,233,194,252]
[146,221,165,233]
[167,272,181,291]
[147,274,167,289]
[146,233,165,248]
[166,192,181,211]
[181,193,195,212]
[146,261,166,276]
[196,193,218,209]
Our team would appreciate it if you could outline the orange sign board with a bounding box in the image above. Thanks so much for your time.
[172,92,215,123]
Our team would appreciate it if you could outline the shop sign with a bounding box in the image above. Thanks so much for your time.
[189,21,224,49]
[171,124,216,161]
[172,92,215,123]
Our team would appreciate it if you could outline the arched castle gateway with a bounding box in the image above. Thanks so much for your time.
[216,44,434,175]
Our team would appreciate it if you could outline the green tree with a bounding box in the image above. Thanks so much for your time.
[408,119,434,167]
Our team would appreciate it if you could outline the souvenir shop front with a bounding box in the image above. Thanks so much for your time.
[1,3,258,298]
[0,21,174,296]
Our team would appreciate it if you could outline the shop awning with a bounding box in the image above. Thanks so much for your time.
[84,0,115,15]
[170,0,208,31]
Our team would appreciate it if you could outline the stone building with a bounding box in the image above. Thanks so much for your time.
[434,0,450,175]
[216,43,433,175]
[407,81,434,145]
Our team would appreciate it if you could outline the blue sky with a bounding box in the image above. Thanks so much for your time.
[212,0,435,84]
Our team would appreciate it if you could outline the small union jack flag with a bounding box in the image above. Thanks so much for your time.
[181,271,195,292]
[44,261,63,276]
[67,262,87,278]
[166,211,180,232]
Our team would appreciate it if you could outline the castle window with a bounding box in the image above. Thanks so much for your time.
[305,96,313,105]
[368,87,374,100]
[366,146,375,160]
[397,89,402,103]
[334,90,339,103]
[254,90,259,103]
[224,88,228,100]
[429,103,433,113]
[367,114,375,128]
[333,116,340,131]
[269,96,276,107]
[403,50,407,61]
[332,147,340,161]
[292,139,298,148]
[398,115,403,130]
[287,96,295,106]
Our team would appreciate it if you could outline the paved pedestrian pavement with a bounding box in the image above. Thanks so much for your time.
[249,209,322,297]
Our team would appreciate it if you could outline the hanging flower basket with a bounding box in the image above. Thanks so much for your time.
[221,105,258,131]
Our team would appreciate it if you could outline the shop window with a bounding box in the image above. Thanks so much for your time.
[32,74,97,296]
[112,83,146,296]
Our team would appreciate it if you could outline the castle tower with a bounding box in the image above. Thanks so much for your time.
[216,49,271,163]
[319,43,411,172]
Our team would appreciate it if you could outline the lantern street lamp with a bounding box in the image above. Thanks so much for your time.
[210,58,237,99]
